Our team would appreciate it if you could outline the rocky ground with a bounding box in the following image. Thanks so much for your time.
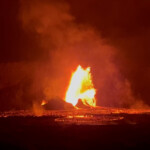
[0,108,150,150]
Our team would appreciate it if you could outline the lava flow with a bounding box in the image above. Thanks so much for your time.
[65,65,96,107]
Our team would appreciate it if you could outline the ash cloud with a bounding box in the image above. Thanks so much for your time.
[20,0,146,108]
[0,0,148,110]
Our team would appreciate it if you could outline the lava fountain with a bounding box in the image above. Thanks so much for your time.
[65,65,96,107]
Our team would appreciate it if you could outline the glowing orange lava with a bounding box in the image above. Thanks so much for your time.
[65,65,96,107]
[41,100,47,106]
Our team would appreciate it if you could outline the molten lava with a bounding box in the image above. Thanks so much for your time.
[65,65,96,107]
[41,100,47,106]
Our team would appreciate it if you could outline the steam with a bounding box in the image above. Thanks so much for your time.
[15,0,148,109]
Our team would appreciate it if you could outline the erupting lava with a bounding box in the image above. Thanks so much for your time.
[65,65,96,107]
[41,100,47,106]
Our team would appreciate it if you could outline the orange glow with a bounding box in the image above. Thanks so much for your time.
[65,65,96,107]
[41,100,47,106]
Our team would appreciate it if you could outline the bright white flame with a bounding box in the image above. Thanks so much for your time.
[65,65,96,107]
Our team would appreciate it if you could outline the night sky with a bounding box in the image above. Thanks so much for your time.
[0,0,150,111]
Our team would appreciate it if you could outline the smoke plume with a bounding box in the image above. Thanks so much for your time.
[19,0,148,109]
[0,0,148,111]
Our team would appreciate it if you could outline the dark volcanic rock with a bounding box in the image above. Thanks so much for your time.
[76,99,91,108]
[42,98,74,110]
